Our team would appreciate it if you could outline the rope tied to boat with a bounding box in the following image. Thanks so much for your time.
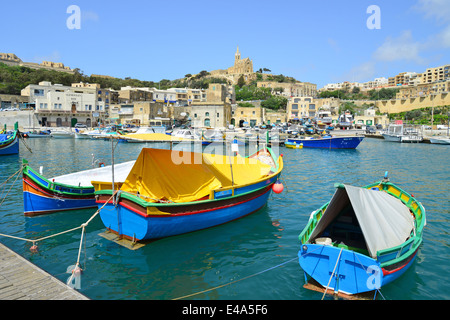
[0,192,115,286]
[0,163,26,207]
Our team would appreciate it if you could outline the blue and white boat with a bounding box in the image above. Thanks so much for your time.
[298,174,426,298]
[286,135,364,149]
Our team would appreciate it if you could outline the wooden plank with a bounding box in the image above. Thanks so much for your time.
[0,242,89,300]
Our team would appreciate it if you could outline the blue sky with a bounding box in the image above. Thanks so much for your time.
[2,0,450,88]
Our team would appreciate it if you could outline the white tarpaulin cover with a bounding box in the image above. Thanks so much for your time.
[310,185,415,258]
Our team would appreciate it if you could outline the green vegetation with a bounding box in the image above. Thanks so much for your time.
[388,106,450,124]
[319,87,399,101]
[0,63,227,95]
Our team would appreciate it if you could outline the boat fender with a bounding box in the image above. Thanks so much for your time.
[99,162,105,167]
[272,180,284,194]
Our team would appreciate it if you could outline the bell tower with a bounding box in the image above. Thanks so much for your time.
[235,46,241,65]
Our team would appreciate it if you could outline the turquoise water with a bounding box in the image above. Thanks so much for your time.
[0,137,449,300]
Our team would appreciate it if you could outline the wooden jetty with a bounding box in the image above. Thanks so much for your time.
[0,243,89,300]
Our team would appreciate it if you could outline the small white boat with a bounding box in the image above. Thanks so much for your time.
[382,124,423,143]
[429,136,450,145]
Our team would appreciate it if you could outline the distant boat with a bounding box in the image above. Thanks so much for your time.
[22,160,135,216]
[94,147,283,241]
[298,173,426,298]
[429,136,450,145]
[51,129,74,139]
[25,130,52,138]
[287,135,364,149]
[338,111,353,129]
[0,123,19,155]
[285,141,303,149]
[382,124,423,143]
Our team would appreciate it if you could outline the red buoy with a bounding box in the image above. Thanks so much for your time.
[272,181,284,194]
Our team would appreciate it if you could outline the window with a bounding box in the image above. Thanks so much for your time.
[292,104,298,110]
[217,113,220,117]
[205,112,209,117]
[204,118,210,127]
[34,89,44,96]
[194,113,197,118]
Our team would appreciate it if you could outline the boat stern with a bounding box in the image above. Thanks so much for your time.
[299,243,382,296]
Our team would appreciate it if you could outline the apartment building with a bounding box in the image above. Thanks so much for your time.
[421,65,450,84]
[287,97,317,121]
[21,81,106,127]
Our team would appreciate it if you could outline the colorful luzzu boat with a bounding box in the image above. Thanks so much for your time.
[94,147,283,241]
[22,160,135,216]
[298,173,426,298]
[0,123,19,156]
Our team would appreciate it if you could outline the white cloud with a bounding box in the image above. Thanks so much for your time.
[373,30,426,64]
[413,0,450,23]
[344,61,376,82]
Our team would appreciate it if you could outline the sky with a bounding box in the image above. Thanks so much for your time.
[1,0,450,88]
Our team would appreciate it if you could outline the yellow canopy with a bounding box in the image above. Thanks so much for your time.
[119,148,274,203]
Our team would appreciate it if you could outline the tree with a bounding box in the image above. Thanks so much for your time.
[237,75,246,88]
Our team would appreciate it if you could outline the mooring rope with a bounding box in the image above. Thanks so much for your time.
[172,256,299,300]
[0,193,115,278]
[321,247,343,300]
[0,165,24,206]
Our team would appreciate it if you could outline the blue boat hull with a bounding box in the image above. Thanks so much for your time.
[23,189,96,215]
[287,136,364,149]
[299,244,418,295]
[98,185,274,241]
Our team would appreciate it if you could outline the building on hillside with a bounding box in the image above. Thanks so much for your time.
[421,64,450,84]
[209,47,256,85]
[257,81,317,97]
[0,53,74,74]
[21,81,106,127]
[395,80,450,99]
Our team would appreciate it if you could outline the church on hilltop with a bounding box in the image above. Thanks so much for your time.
[210,46,256,84]
[227,46,253,75]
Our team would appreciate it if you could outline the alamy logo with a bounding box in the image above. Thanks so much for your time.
[366,5,381,30]
[366,265,382,290]
[66,5,81,30]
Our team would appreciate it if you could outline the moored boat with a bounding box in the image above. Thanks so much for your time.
[429,136,450,145]
[298,173,426,298]
[285,141,303,149]
[22,160,136,216]
[94,147,283,241]
[287,135,364,149]
[0,123,19,155]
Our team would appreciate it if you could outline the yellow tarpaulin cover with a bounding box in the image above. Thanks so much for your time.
[120,148,274,203]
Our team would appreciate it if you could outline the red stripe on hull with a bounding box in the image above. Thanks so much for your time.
[97,185,272,218]
[382,249,418,276]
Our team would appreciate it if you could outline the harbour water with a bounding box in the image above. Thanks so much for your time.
[0,137,449,300]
